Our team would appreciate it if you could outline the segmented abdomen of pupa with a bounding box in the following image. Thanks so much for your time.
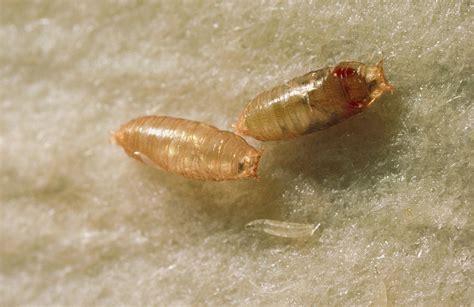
[113,116,261,181]
[236,61,394,141]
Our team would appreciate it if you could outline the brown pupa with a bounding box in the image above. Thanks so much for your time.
[236,60,394,141]
[113,116,261,181]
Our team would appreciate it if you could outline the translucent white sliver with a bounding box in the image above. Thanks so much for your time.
[134,151,161,170]
[245,219,321,238]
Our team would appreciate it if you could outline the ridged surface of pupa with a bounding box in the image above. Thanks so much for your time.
[236,61,394,141]
[113,116,261,181]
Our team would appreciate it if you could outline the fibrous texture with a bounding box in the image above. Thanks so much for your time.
[113,116,260,181]
[1,1,472,306]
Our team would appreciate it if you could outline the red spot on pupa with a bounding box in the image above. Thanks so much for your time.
[333,67,356,78]
[348,100,364,109]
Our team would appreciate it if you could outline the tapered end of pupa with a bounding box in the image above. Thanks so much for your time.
[235,111,250,135]
[366,60,394,104]
[110,126,139,161]
[110,127,126,146]
[237,149,263,179]
[235,114,270,142]
[110,130,120,145]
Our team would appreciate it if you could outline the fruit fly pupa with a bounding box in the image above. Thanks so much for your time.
[245,219,321,238]
[112,116,262,181]
[236,60,394,141]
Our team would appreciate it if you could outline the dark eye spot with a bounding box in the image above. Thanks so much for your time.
[238,161,245,172]
[368,80,377,91]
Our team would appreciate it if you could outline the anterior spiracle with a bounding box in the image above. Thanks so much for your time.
[236,60,394,141]
[112,116,262,181]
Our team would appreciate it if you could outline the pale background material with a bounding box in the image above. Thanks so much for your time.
[1,1,472,305]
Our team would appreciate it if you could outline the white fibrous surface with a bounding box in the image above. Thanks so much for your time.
[1,1,472,305]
